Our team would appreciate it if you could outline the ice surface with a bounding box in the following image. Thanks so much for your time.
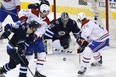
[1,40,116,77]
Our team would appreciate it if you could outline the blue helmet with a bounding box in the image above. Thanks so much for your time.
[28,20,39,29]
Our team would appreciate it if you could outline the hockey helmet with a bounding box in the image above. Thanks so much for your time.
[28,3,40,9]
[28,20,39,30]
[77,12,87,22]
[40,0,50,6]
[40,4,50,15]
[61,12,69,25]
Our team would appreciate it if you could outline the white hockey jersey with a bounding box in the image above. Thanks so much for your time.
[1,0,20,10]
[18,9,49,37]
[81,19,109,42]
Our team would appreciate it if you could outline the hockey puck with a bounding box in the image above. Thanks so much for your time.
[63,58,66,61]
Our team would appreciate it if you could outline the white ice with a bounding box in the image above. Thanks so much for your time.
[0,14,116,77]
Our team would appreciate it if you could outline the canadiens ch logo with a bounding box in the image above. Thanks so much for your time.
[4,0,11,2]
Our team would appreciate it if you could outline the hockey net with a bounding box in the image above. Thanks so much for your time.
[47,0,116,54]
[51,0,116,47]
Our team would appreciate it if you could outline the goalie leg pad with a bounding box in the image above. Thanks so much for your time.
[46,39,53,54]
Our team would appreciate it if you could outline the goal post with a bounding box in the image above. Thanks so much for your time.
[105,0,109,32]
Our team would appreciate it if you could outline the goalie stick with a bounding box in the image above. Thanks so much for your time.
[78,53,81,64]
[53,48,73,54]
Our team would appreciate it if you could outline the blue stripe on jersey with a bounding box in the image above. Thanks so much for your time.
[36,63,44,65]
[82,60,89,63]
[96,33,109,41]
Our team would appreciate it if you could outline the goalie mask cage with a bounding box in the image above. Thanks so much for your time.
[52,0,116,46]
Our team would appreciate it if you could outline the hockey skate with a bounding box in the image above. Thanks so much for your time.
[34,71,46,77]
[78,67,87,75]
[91,56,102,66]
[0,67,5,77]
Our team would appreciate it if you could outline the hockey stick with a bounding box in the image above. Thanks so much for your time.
[16,50,35,77]
[78,53,81,64]
[7,38,35,77]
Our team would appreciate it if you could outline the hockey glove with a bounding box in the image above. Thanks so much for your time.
[76,37,88,53]
[17,40,27,56]
[76,37,88,47]
[77,45,85,53]
[1,30,11,39]
[1,23,13,39]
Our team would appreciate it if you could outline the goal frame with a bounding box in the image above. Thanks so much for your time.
[52,0,110,32]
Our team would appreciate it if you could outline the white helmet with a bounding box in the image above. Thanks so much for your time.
[40,4,50,15]
[77,12,86,22]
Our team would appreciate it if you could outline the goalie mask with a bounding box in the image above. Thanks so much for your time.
[77,12,87,22]
[61,12,69,26]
